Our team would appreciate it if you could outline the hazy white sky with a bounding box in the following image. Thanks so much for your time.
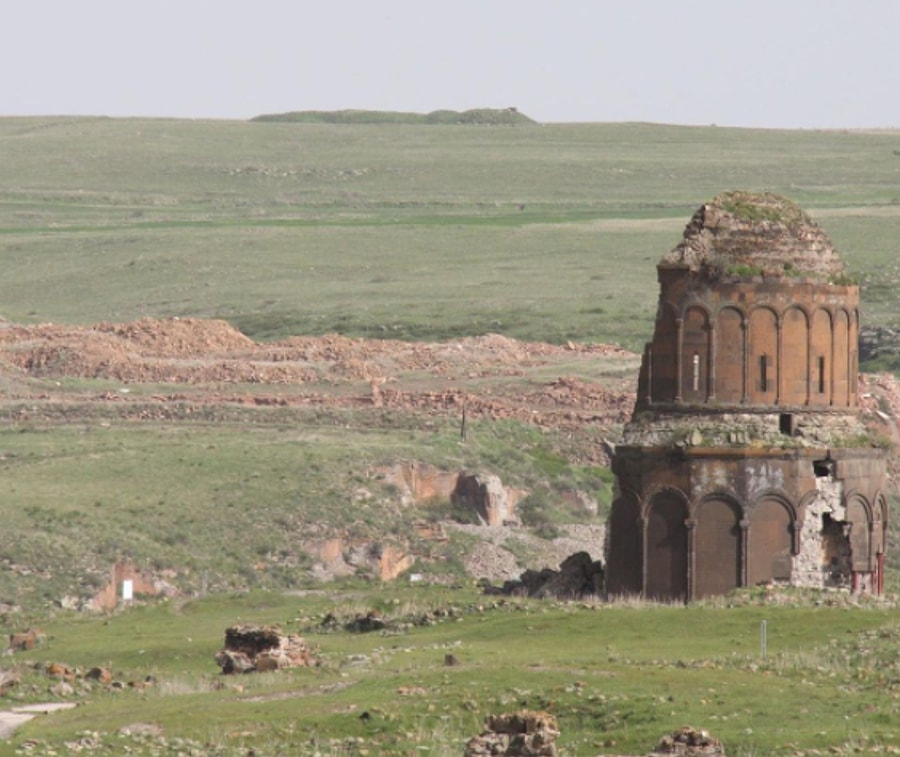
[6,0,900,128]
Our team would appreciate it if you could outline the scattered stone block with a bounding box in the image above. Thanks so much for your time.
[8,628,45,652]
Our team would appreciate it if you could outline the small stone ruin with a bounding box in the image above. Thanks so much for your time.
[214,624,317,674]
[463,710,559,756]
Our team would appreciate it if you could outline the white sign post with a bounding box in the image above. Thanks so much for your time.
[122,579,134,604]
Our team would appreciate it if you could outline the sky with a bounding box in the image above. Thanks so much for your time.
[6,0,900,129]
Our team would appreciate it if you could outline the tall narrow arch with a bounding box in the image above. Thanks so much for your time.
[645,490,688,602]
[681,305,710,404]
[715,306,745,403]
[694,496,742,598]
[810,308,832,405]
[833,309,851,407]
[749,307,778,404]
[782,306,810,405]
[845,494,872,574]
[650,302,678,403]
[606,493,642,597]
[747,496,794,586]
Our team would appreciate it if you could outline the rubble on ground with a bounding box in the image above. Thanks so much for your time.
[464,710,559,756]
[482,551,604,599]
[648,726,725,756]
[214,624,317,674]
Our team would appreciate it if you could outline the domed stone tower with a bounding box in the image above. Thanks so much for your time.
[606,192,888,601]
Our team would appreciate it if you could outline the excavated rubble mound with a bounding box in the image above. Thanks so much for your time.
[0,317,636,464]
[662,190,847,280]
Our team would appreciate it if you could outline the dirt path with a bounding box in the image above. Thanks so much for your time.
[0,703,77,740]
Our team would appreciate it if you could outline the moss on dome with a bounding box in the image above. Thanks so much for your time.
[662,191,848,282]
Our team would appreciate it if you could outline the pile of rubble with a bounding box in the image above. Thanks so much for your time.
[483,551,604,599]
[0,317,635,465]
[214,624,317,674]
[464,710,560,756]
[463,718,724,757]
[649,726,725,756]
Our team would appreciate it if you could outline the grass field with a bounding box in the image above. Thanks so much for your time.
[3,118,900,348]
[3,116,900,754]
[8,586,900,756]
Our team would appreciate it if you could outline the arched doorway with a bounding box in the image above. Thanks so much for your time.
[606,494,642,597]
[748,497,793,586]
[645,491,688,601]
[694,497,742,598]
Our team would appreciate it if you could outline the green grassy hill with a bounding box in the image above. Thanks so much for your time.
[251,107,537,125]
[2,116,900,754]
[2,118,900,349]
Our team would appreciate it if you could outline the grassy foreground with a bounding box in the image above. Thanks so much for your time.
[6,585,900,756]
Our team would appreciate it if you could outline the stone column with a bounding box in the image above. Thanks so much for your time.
[639,514,649,597]
[775,313,783,405]
[685,518,696,602]
[675,317,684,403]
[739,519,749,587]
[741,317,749,403]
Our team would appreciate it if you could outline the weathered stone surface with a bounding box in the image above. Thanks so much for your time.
[85,666,113,684]
[649,726,725,756]
[453,472,524,526]
[215,624,317,674]
[487,551,604,599]
[662,191,845,281]
[9,628,45,652]
[464,710,559,756]
[609,192,888,602]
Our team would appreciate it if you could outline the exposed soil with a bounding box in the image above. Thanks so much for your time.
[2,317,897,593]
[0,317,638,464]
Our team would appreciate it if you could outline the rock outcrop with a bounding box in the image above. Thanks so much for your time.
[452,472,524,526]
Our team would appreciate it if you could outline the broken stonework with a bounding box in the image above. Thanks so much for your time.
[453,473,523,526]
[215,624,317,674]
[648,726,725,757]
[793,476,846,588]
[486,551,604,599]
[463,710,559,757]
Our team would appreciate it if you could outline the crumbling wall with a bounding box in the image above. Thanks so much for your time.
[793,476,846,588]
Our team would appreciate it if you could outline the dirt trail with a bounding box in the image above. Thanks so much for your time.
[0,702,76,740]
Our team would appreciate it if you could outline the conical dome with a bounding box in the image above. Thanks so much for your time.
[661,191,846,280]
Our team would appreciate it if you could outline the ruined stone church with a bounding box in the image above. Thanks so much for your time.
[605,192,888,601]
